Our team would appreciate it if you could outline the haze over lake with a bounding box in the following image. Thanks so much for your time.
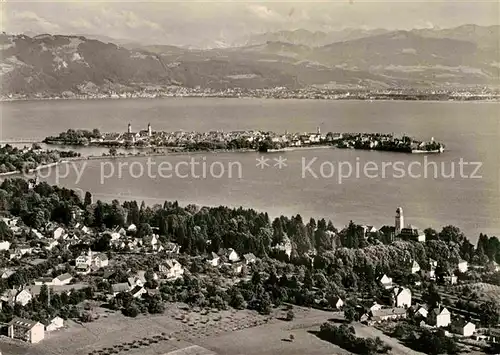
[2,98,499,241]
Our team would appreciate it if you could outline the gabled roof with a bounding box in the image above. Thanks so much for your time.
[243,253,256,261]
[56,273,72,282]
[111,283,129,293]
[7,317,39,329]
[371,307,407,318]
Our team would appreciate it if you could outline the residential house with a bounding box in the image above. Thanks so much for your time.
[0,240,11,251]
[399,226,426,242]
[429,259,438,268]
[127,224,137,232]
[331,296,344,310]
[53,227,66,240]
[44,240,59,251]
[15,244,32,256]
[164,242,180,254]
[231,262,244,274]
[370,308,407,323]
[206,252,220,267]
[53,273,72,286]
[379,274,393,289]
[159,259,184,280]
[130,285,147,298]
[428,307,451,328]
[393,287,412,308]
[243,253,257,265]
[142,234,160,251]
[15,289,33,306]
[415,305,428,319]
[411,261,421,274]
[444,274,458,285]
[1,268,15,279]
[273,236,292,257]
[127,277,144,288]
[93,253,109,268]
[457,260,468,273]
[45,317,64,332]
[7,317,45,343]
[451,319,475,337]
[226,248,240,262]
[111,283,130,296]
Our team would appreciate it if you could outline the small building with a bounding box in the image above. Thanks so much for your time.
[226,248,240,262]
[399,225,425,242]
[379,274,393,289]
[428,307,451,328]
[370,308,407,323]
[206,252,220,267]
[331,296,344,310]
[53,273,72,286]
[15,289,33,306]
[164,242,180,254]
[393,287,412,308]
[7,317,45,343]
[457,260,468,273]
[45,316,64,332]
[130,285,147,298]
[0,240,11,251]
[415,305,428,318]
[159,259,184,280]
[111,283,130,296]
[411,261,421,274]
[243,253,257,265]
[451,319,475,337]
[444,275,458,285]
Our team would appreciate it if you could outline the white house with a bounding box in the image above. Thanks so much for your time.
[415,305,428,318]
[53,227,66,240]
[429,259,438,268]
[379,274,393,289]
[15,289,33,306]
[411,261,421,274]
[45,317,64,332]
[428,307,451,328]
[226,248,240,262]
[44,240,59,251]
[8,317,45,343]
[206,252,220,267]
[53,273,72,286]
[393,287,412,308]
[370,308,407,323]
[452,319,475,337]
[331,296,344,310]
[457,260,468,273]
[159,259,184,280]
[0,240,11,251]
[1,269,15,279]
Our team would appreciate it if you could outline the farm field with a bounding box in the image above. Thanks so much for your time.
[0,304,428,355]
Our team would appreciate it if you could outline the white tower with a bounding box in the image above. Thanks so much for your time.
[148,123,152,137]
[127,123,132,134]
[395,207,404,236]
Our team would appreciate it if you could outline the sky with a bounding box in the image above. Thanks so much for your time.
[2,1,499,47]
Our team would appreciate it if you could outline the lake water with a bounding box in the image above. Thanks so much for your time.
[1,98,499,241]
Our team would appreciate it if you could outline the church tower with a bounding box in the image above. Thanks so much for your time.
[395,207,404,236]
[148,123,152,137]
[127,123,132,134]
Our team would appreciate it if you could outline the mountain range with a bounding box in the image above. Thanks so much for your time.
[1,25,499,97]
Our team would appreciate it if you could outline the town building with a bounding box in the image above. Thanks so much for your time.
[159,259,184,280]
[243,253,257,265]
[457,260,468,273]
[411,261,421,274]
[393,287,412,308]
[331,296,344,310]
[379,274,393,289]
[428,307,451,328]
[451,319,475,337]
[226,248,240,262]
[7,317,45,343]
[45,317,64,332]
[370,308,407,323]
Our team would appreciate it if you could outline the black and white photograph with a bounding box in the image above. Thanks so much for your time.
[0,1,499,354]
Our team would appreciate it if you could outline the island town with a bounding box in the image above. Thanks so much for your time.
[0,177,499,355]
[43,124,445,154]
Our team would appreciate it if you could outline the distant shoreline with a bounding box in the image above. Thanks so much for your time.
[2,95,500,103]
